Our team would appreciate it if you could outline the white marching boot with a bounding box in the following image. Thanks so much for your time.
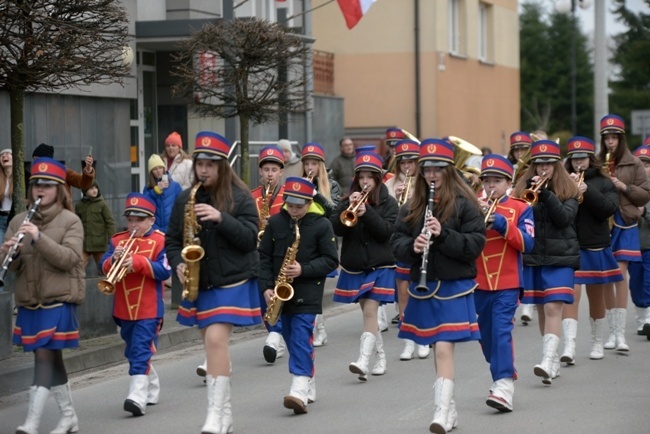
[197,359,207,377]
[378,305,389,332]
[263,331,286,363]
[283,375,309,414]
[604,309,616,350]
[50,382,79,434]
[202,375,233,434]
[16,386,50,434]
[589,317,605,360]
[400,339,415,361]
[418,344,431,359]
[147,365,160,405]
[307,377,316,404]
[520,304,534,325]
[124,374,149,416]
[635,307,649,335]
[486,378,514,413]
[371,332,387,375]
[349,332,376,381]
[614,308,630,351]
[313,314,328,347]
[429,377,454,434]
[534,334,560,384]
[560,318,578,365]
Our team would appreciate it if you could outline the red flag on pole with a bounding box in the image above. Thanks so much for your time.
[337,0,377,29]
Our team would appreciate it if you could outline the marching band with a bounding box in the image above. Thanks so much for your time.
[6,119,650,434]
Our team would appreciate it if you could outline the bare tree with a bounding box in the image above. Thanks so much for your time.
[0,0,130,212]
[173,18,311,184]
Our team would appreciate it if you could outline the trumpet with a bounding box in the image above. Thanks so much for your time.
[340,185,370,227]
[482,189,499,225]
[306,170,315,183]
[98,229,139,295]
[576,167,585,204]
[415,182,435,292]
[521,172,549,206]
[397,170,412,207]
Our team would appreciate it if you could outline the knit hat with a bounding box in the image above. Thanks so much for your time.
[30,158,66,185]
[148,154,166,173]
[124,193,156,217]
[165,132,183,148]
[0,149,11,155]
[277,139,293,153]
[193,131,230,160]
[32,143,55,159]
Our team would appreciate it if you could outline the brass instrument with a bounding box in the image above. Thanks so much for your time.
[397,170,412,207]
[603,152,612,176]
[0,197,42,287]
[264,219,300,326]
[447,136,483,188]
[340,185,370,227]
[576,167,585,204]
[513,147,531,184]
[415,182,435,292]
[98,228,139,295]
[400,129,421,145]
[521,172,549,206]
[181,179,206,302]
[306,170,315,183]
[482,189,499,225]
[258,180,273,241]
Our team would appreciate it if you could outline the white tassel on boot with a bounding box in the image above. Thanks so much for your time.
[534,334,560,384]
[590,317,605,360]
[604,309,616,350]
[147,365,160,405]
[400,339,415,361]
[429,377,454,434]
[560,318,578,365]
[349,332,376,381]
[50,382,79,434]
[16,386,50,434]
[283,375,309,414]
[201,375,233,434]
[614,308,630,351]
[313,314,328,347]
[371,332,386,375]
[124,374,149,416]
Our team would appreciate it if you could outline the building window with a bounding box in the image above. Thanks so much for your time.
[478,2,493,62]
[448,0,464,55]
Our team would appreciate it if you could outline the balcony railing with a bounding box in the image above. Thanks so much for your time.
[313,50,334,95]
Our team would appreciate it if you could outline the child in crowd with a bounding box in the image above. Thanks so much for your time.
[75,180,116,268]
[99,193,172,416]
[143,154,182,233]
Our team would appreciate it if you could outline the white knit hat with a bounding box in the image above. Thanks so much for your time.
[0,149,11,155]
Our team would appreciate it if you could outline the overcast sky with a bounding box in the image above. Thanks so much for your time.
[569,0,649,36]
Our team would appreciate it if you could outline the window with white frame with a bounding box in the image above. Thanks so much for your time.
[448,0,462,54]
[478,2,492,61]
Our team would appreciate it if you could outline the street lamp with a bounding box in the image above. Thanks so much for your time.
[556,0,592,136]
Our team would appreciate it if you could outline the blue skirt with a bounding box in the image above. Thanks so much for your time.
[333,267,395,304]
[395,261,411,281]
[176,279,262,329]
[13,303,80,352]
[574,247,623,284]
[611,211,641,262]
[522,266,574,304]
[398,279,480,345]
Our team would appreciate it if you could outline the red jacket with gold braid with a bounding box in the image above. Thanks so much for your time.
[251,184,285,227]
[99,229,172,320]
[475,196,535,291]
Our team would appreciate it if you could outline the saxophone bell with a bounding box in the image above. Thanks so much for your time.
[181,178,206,302]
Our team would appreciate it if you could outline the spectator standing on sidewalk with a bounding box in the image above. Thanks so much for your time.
[75,180,116,269]
[143,154,182,233]
[329,137,355,194]
[160,132,193,190]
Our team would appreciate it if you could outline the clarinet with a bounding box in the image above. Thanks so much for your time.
[415,183,435,292]
[0,197,42,287]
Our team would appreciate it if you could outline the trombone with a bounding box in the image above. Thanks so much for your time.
[340,185,370,227]
[98,229,139,295]
[520,172,549,206]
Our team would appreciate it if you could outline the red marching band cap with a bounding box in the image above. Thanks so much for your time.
[644,136,650,146]
[530,140,561,163]
[283,177,315,205]
[600,114,626,135]
[480,154,514,179]
[30,158,67,185]
[566,136,595,159]
[355,145,376,156]
[510,132,532,149]
[193,131,231,160]
[385,128,406,144]
[394,139,420,160]
[419,138,454,167]
[355,152,383,173]
[301,142,326,162]
[124,192,156,217]
[258,145,285,168]
[633,145,650,162]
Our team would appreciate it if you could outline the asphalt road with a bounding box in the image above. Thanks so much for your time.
[0,301,648,434]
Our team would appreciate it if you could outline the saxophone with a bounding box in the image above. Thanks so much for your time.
[263,219,300,326]
[257,180,272,242]
[181,178,206,302]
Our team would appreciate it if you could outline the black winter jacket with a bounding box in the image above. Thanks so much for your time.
[258,205,338,315]
[330,184,398,271]
[575,168,619,248]
[391,196,486,281]
[166,184,259,289]
[524,186,580,268]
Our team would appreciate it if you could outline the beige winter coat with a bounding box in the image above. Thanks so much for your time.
[614,150,650,225]
[1,202,85,306]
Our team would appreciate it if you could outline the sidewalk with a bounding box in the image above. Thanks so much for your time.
[0,278,339,398]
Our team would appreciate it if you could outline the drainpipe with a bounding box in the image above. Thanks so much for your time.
[414,0,421,138]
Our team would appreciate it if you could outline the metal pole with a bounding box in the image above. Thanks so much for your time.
[570,0,577,135]
[223,0,237,141]
[593,0,607,149]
